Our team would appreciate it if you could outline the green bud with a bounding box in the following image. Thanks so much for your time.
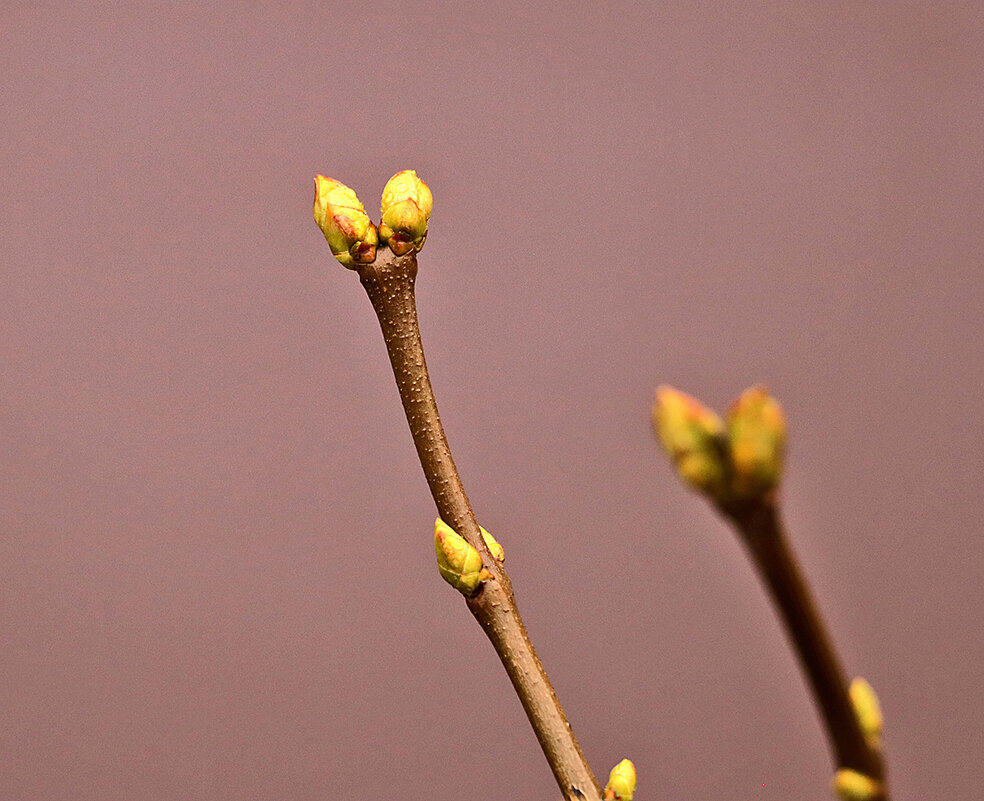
[479,525,505,562]
[313,175,378,268]
[379,169,432,255]
[849,677,883,747]
[726,385,786,499]
[604,759,636,801]
[434,518,492,595]
[653,386,728,499]
[832,769,881,801]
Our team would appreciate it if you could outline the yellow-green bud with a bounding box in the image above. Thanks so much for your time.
[434,518,493,595]
[849,677,883,747]
[603,759,637,801]
[653,386,728,499]
[726,385,786,499]
[832,769,881,801]
[312,175,378,268]
[479,525,505,562]
[379,169,432,255]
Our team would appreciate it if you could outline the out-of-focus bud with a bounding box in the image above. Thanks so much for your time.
[434,518,492,595]
[653,386,729,500]
[726,385,786,499]
[379,170,432,255]
[832,769,881,801]
[313,175,378,268]
[479,526,505,562]
[603,759,637,801]
[849,677,884,747]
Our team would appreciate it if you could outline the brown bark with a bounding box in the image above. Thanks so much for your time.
[355,248,601,801]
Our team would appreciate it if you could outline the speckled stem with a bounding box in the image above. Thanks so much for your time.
[355,248,601,801]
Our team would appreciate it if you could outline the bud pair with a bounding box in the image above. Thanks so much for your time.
[434,518,504,595]
[312,170,432,267]
[652,385,786,503]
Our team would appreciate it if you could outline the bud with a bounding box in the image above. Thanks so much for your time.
[379,169,432,255]
[726,385,786,499]
[603,759,637,801]
[653,386,728,499]
[434,518,492,595]
[312,175,378,268]
[832,769,881,801]
[480,525,505,562]
[849,677,883,747]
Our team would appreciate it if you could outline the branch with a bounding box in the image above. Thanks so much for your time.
[654,385,890,800]
[719,496,889,799]
[355,247,601,801]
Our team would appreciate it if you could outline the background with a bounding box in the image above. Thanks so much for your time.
[3,2,982,799]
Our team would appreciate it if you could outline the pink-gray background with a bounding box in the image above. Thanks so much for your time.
[3,2,982,799]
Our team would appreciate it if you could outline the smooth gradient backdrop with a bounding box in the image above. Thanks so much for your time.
[3,3,982,800]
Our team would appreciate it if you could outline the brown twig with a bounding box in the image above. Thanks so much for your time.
[719,494,889,800]
[354,247,601,801]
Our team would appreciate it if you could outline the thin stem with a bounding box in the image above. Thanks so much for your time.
[355,248,601,801]
[722,496,889,799]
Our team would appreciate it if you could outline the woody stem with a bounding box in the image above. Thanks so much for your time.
[355,248,601,801]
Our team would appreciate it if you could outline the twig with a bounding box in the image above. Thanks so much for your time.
[719,494,889,800]
[354,247,601,801]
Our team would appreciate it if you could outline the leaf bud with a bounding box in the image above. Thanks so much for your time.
[832,769,881,801]
[849,677,884,747]
[479,525,505,562]
[379,169,432,255]
[653,386,729,500]
[434,518,492,595]
[312,175,378,268]
[603,758,637,801]
[726,385,787,499]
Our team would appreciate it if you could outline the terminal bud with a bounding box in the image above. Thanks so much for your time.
[653,386,729,500]
[379,169,432,255]
[726,385,786,499]
[312,175,378,268]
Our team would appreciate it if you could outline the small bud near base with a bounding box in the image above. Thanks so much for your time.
[832,769,882,801]
[849,677,884,747]
[604,759,636,801]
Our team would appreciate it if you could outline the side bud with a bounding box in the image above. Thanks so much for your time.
[849,677,884,747]
[479,525,505,562]
[653,386,729,500]
[434,518,492,595]
[726,385,786,499]
[832,769,882,801]
[312,175,378,268]
[379,169,432,255]
[604,759,637,801]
